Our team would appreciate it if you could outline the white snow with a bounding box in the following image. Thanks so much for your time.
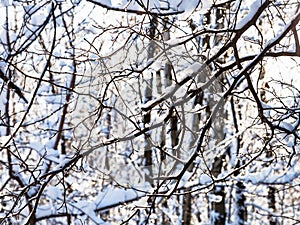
[0,0,12,7]
[181,62,203,76]
[94,188,145,208]
[46,186,62,201]
[236,0,267,29]
[89,0,212,14]
[199,173,213,185]
[0,135,11,144]
[274,116,299,132]
[277,121,294,132]
[1,0,300,224]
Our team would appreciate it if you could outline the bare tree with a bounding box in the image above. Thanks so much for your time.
[0,1,300,224]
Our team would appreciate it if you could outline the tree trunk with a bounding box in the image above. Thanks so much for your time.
[211,155,226,225]
[54,5,77,153]
[236,180,247,225]
[260,63,277,225]
[208,5,230,224]
[143,15,157,185]
[268,186,277,225]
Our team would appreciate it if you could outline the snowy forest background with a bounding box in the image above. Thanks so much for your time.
[0,0,300,224]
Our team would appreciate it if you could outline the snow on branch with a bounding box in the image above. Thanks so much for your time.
[87,0,212,15]
[235,0,268,30]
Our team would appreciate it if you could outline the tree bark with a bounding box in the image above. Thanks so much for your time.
[208,5,230,224]
[143,15,157,185]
